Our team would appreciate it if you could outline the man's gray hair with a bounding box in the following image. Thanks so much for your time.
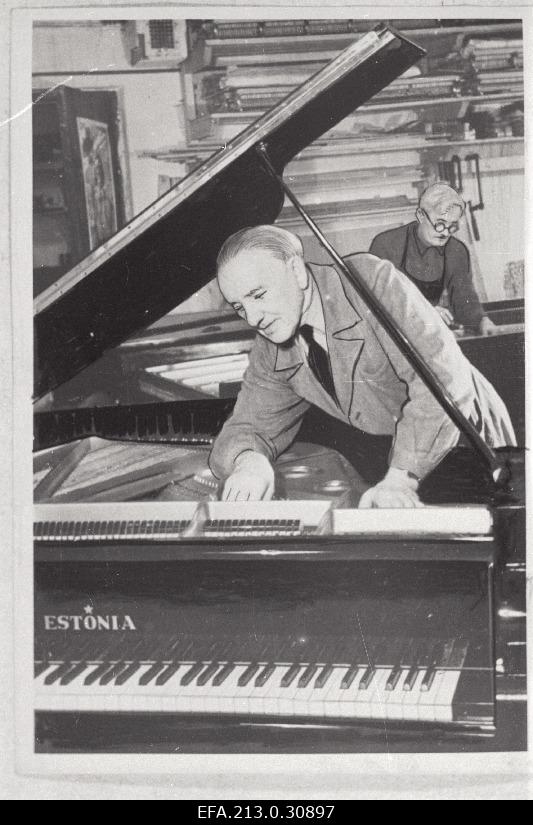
[217,225,304,271]
[419,182,465,216]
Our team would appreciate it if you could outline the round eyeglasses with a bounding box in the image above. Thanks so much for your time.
[421,209,460,235]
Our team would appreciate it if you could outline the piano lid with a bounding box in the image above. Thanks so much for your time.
[34,25,425,399]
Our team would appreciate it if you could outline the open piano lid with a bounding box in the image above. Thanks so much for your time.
[33,25,425,399]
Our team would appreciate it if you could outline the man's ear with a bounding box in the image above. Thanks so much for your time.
[293,256,309,290]
[415,207,424,224]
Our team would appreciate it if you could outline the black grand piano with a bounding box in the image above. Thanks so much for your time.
[33,25,526,753]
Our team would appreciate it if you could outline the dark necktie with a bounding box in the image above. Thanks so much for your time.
[299,324,337,401]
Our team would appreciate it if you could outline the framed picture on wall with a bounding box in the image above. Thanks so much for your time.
[77,117,118,249]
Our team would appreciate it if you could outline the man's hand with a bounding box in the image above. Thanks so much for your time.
[358,467,422,509]
[221,451,275,501]
[479,316,498,336]
[435,305,454,327]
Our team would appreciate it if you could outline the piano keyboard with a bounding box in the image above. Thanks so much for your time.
[202,519,303,537]
[34,637,466,723]
[34,501,493,542]
[34,519,193,542]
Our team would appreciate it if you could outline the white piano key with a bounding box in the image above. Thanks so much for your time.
[291,666,323,718]
[34,663,63,688]
[308,665,340,718]
[248,665,283,715]
[417,670,447,722]
[321,666,352,718]
[368,669,392,720]
[334,667,365,719]
[163,663,206,713]
[266,665,302,716]
[231,665,260,716]
[368,668,397,719]
[346,667,378,719]
[433,669,462,723]
[209,664,250,715]
[400,670,426,721]
[382,669,409,720]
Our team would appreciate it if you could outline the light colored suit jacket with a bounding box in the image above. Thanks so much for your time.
[209,253,515,481]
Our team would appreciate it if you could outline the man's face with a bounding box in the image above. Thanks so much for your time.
[416,202,463,248]
[218,250,307,344]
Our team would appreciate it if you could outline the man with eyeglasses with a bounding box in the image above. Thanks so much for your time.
[370,182,496,336]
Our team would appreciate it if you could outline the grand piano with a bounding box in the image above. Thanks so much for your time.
[33,25,526,753]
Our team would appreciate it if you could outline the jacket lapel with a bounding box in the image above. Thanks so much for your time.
[273,264,365,417]
[317,266,365,416]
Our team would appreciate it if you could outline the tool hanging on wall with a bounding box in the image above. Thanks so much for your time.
[465,153,484,241]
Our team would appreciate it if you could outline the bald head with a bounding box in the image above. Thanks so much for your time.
[216,226,309,344]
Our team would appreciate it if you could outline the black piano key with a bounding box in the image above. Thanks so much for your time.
[155,663,181,686]
[212,663,235,686]
[84,662,114,686]
[255,664,276,687]
[44,661,75,685]
[403,644,428,692]
[403,666,419,692]
[99,661,130,686]
[421,642,445,692]
[341,665,359,690]
[180,662,204,686]
[298,663,319,688]
[114,662,142,686]
[314,664,334,689]
[358,666,376,691]
[138,662,166,685]
[34,661,50,678]
[196,662,220,686]
[238,663,260,687]
[280,663,300,688]
[385,666,403,691]
[421,668,437,692]
[60,661,89,685]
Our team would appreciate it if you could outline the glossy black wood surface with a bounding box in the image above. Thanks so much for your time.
[34,556,502,752]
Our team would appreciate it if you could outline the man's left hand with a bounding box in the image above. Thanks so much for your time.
[479,316,498,336]
[359,467,423,509]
